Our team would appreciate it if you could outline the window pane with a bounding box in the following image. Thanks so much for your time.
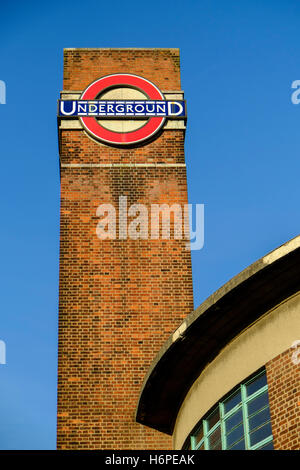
[229,438,245,450]
[192,424,203,448]
[211,438,222,450]
[249,407,271,432]
[257,440,274,450]
[225,409,243,434]
[208,426,221,449]
[250,421,272,446]
[226,423,244,448]
[248,391,269,416]
[246,373,267,397]
[224,389,241,414]
[207,407,220,430]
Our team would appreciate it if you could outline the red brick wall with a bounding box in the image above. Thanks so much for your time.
[266,346,300,450]
[63,48,181,91]
[57,48,194,449]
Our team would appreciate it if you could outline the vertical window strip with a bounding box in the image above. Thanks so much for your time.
[219,402,226,450]
[241,383,250,450]
[190,435,197,450]
[203,420,209,450]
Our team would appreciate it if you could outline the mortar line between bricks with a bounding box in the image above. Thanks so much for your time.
[60,163,186,168]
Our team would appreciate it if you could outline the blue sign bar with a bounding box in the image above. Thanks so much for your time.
[58,100,186,118]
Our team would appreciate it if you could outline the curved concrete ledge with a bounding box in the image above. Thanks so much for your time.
[173,292,300,449]
[136,235,300,435]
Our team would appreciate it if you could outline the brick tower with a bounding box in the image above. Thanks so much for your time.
[57,48,194,449]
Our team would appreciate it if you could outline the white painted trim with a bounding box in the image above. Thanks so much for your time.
[61,163,186,168]
[59,120,186,130]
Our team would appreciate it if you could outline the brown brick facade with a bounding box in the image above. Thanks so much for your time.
[57,49,194,449]
[266,346,300,450]
[62,48,181,91]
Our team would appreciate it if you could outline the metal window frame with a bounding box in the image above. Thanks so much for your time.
[190,369,273,451]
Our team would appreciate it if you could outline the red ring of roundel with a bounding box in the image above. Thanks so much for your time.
[80,74,166,145]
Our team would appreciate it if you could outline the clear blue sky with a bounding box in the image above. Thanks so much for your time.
[0,0,299,449]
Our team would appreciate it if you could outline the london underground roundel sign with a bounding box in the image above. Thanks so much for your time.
[58,73,186,146]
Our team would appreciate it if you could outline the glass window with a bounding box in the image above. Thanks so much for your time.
[206,407,219,430]
[188,369,273,450]
[230,438,245,450]
[249,421,273,447]
[223,389,241,414]
[247,391,269,416]
[258,440,274,450]
[248,407,271,432]
[192,424,203,448]
[226,422,244,448]
[208,425,221,447]
[225,409,243,434]
[246,372,267,397]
